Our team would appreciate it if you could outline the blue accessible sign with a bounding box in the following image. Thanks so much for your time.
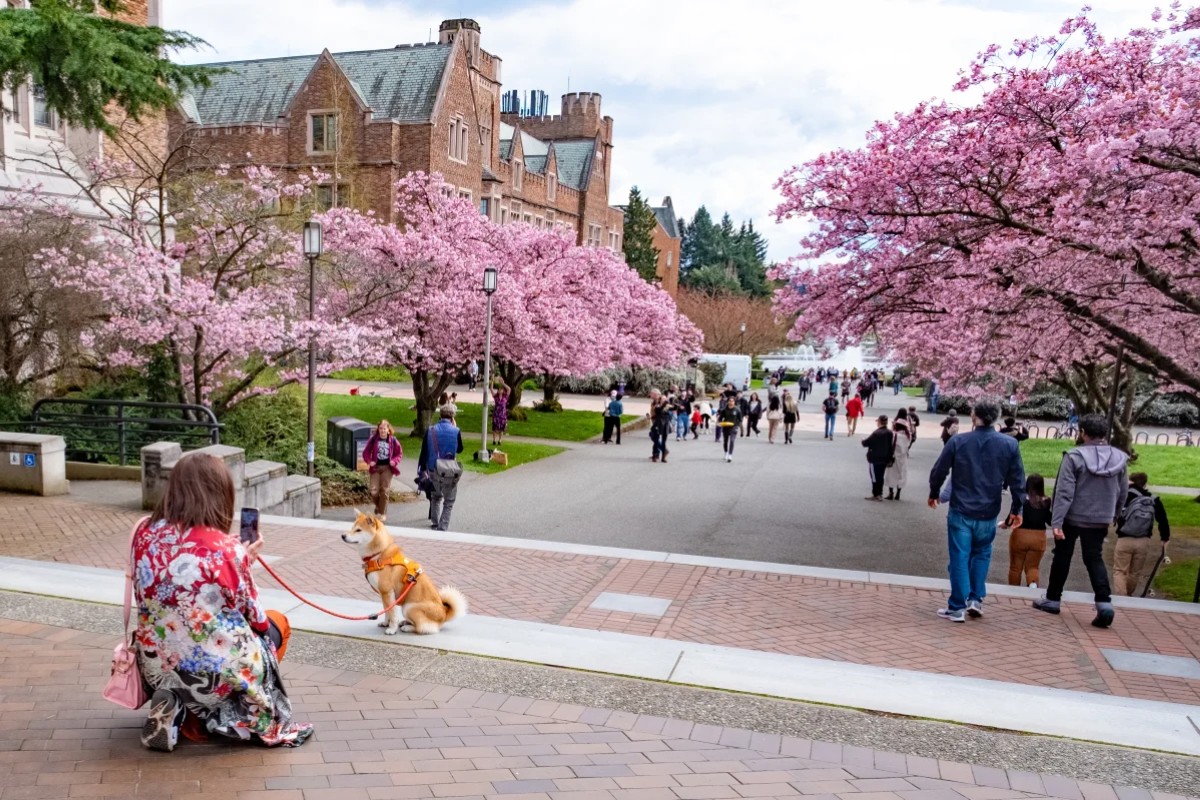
[23,453,35,468]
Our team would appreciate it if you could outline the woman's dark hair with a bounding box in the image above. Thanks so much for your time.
[152,453,235,533]
[896,408,908,421]
[1025,473,1051,510]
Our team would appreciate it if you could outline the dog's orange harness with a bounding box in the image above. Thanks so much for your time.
[362,546,422,582]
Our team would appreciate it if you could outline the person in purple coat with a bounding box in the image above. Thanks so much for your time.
[362,420,402,520]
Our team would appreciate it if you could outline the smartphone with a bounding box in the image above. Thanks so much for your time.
[239,507,261,546]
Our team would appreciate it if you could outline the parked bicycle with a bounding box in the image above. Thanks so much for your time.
[1178,428,1196,446]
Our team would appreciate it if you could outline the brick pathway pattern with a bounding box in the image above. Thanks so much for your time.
[3,618,1193,800]
[1,494,1198,706]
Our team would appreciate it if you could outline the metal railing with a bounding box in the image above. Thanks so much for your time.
[0,399,221,466]
[1025,424,1197,446]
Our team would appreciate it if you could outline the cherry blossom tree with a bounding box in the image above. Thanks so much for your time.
[772,7,1200,424]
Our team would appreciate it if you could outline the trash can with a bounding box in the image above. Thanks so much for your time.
[327,417,373,471]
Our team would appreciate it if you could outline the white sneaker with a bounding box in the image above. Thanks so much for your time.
[1028,582,1038,589]
[966,600,983,618]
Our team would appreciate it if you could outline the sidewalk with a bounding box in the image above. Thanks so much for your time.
[5,610,1195,800]
[1,492,1198,746]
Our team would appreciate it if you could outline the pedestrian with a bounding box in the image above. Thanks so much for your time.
[602,391,623,444]
[908,406,920,442]
[822,391,839,440]
[892,373,902,395]
[746,392,763,436]
[845,393,865,436]
[939,408,960,446]
[1032,415,1127,626]
[131,454,312,752]
[781,389,798,443]
[690,404,701,439]
[928,399,1026,623]
[798,373,811,402]
[362,419,403,521]
[926,377,940,413]
[884,409,912,500]
[648,390,672,463]
[717,396,742,462]
[675,393,691,441]
[1112,472,1171,596]
[491,381,510,448]
[865,376,877,408]
[699,399,713,430]
[1008,473,1051,587]
[766,392,783,443]
[737,391,751,436]
[829,376,840,398]
[438,391,459,417]
[999,416,1029,441]
[422,406,464,531]
[862,415,894,501]
[467,359,478,390]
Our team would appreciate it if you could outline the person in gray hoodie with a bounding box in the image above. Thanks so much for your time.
[1033,414,1128,627]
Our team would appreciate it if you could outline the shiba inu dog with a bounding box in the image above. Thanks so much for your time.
[341,511,467,635]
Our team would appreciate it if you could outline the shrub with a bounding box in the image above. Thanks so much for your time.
[696,362,726,392]
[328,366,408,382]
[508,406,528,422]
[0,390,31,423]
[532,399,563,413]
[557,366,691,396]
[221,389,307,473]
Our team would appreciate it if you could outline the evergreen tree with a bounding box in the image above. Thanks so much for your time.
[680,206,772,296]
[0,0,213,135]
[621,186,660,283]
[680,205,719,274]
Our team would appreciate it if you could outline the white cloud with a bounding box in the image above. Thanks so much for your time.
[168,0,1159,260]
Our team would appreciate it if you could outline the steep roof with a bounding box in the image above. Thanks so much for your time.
[550,139,595,191]
[182,44,453,125]
[653,207,679,238]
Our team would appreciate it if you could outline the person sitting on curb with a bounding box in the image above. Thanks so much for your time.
[1112,472,1171,596]
[1033,414,1127,628]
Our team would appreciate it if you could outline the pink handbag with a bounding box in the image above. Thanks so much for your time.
[103,517,149,710]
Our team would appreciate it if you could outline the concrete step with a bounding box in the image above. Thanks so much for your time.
[283,474,321,519]
[244,460,287,511]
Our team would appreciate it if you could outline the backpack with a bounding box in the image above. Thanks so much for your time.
[1118,493,1155,537]
[822,397,838,414]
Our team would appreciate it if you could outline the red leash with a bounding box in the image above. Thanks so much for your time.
[256,557,416,621]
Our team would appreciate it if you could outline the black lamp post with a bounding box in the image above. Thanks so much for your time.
[477,266,498,462]
[302,220,323,477]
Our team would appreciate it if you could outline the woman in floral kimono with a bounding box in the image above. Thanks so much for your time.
[132,453,312,751]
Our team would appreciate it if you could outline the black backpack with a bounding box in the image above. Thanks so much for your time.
[822,397,838,414]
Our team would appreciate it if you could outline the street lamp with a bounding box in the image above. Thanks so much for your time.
[739,321,746,353]
[477,266,498,463]
[302,220,323,477]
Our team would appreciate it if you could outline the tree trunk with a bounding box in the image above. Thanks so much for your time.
[410,368,454,439]
[495,359,525,412]
[542,374,563,408]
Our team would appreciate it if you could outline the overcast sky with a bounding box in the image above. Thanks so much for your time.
[168,0,1159,261]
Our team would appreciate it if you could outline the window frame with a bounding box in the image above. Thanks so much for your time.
[308,110,339,155]
[32,85,54,130]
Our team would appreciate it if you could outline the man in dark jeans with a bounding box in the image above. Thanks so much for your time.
[1034,414,1127,627]
[928,399,1026,623]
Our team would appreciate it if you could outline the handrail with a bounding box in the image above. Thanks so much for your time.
[0,398,224,466]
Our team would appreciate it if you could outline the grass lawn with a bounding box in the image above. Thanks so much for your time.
[1019,439,1200,489]
[328,366,409,382]
[317,394,636,443]
[1160,493,1200,532]
[1153,559,1199,601]
[461,441,565,474]
[903,386,925,397]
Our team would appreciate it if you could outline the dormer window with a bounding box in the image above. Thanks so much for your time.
[309,111,338,154]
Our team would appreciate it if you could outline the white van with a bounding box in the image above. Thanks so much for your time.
[701,353,752,390]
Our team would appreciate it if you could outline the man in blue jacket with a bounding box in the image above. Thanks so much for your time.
[928,399,1026,623]
[422,406,464,532]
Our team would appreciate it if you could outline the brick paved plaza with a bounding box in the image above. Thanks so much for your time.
[1,493,1197,707]
[2,615,1196,800]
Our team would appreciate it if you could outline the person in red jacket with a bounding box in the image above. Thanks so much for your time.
[845,394,865,436]
[362,419,403,520]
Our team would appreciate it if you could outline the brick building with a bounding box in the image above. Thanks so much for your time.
[0,0,168,218]
[615,195,682,297]
[169,19,625,252]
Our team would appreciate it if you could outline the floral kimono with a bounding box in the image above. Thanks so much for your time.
[132,519,311,746]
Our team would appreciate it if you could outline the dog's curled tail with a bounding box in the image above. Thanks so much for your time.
[438,585,468,623]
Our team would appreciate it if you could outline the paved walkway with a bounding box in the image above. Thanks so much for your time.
[2,614,1197,800]
[2,493,1197,709]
